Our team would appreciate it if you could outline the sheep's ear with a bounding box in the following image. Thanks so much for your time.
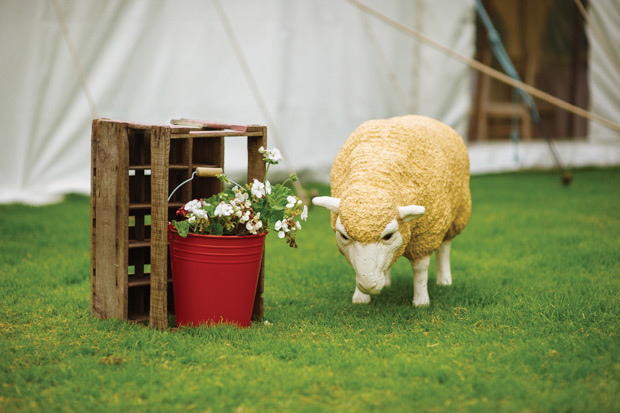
[312,196,340,214]
[399,205,425,222]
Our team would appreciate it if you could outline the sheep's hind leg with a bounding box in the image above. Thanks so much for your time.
[436,239,452,286]
[411,256,431,307]
[352,286,371,304]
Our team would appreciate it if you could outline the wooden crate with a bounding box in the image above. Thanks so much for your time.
[91,118,267,329]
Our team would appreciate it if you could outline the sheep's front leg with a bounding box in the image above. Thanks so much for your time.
[352,286,371,304]
[436,239,452,286]
[411,256,431,307]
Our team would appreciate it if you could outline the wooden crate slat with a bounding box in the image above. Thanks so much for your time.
[180,138,193,202]
[129,239,151,248]
[91,119,129,320]
[99,118,193,133]
[247,126,267,321]
[149,126,170,329]
[90,121,97,317]
[170,118,248,132]
[171,131,264,139]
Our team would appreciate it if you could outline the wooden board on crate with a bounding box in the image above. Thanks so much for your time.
[91,118,267,329]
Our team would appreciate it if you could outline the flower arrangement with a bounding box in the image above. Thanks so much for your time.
[171,147,308,248]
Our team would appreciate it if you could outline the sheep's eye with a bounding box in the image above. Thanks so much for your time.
[382,232,394,241]
[338,232,350,241]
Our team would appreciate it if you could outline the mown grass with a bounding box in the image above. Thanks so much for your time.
[1,168,619,412]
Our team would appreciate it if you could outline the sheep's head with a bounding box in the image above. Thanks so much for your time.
[313,189,424,295]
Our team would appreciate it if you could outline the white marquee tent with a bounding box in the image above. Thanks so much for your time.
[1,0,619,205]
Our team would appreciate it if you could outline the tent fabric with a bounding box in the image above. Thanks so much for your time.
[587,0,620,144]
[2,1,619,206]
[0,0,475,204]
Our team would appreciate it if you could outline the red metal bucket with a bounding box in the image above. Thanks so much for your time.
[168,226,265,328]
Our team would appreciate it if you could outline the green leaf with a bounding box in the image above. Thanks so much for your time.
[173,220,190,237]
[267,184,291,210]
[210,222,224,236]
[203,203,216,217]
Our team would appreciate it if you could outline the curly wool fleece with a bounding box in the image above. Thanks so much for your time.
[330,115,471,262]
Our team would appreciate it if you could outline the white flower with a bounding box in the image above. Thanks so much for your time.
[184,199,201,211]
[194,209,207,219]
[265,180,272,195]
[251,179,266,198]
[269,148,283,163]
[278,231,285,239]
[258,147,283,164]
[296,221,302,230]
[301,205,308,221]
[214,202,234,217]
[286,196,297,209]
[246,220,262,234]
[275,220,290,232]
[234,190,249,202]
[188,216,196,224]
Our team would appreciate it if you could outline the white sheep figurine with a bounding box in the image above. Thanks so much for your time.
[313,115,471,307]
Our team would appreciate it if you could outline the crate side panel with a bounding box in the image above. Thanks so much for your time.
[91,119,129,319]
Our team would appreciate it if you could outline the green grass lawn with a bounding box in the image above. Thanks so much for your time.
[1,168,619,412]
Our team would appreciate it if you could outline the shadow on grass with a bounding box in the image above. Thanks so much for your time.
[278,273,506,330]
[319,274,500,308]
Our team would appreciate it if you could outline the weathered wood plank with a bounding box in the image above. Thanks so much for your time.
[247,126,267,183]
[247,126,267,321]
[171,131,264,139]
[94,118,192,133]
[149,126,170,329]
[181,137,193,204]
[91,119,129,319]
[171,118,248,132]
[90,120,98,316]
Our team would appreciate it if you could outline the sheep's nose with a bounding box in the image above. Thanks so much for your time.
[357,279,378,294]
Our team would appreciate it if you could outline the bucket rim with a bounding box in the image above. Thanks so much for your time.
[168,223,268,240]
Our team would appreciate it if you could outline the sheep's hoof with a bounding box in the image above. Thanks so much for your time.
[413,297,430,307]
[352,289,371,304]
[436,278,452,286]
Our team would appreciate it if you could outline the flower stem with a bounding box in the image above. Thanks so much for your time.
[263,164,271,183]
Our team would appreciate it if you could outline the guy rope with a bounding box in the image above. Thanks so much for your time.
[347,0,620,135]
